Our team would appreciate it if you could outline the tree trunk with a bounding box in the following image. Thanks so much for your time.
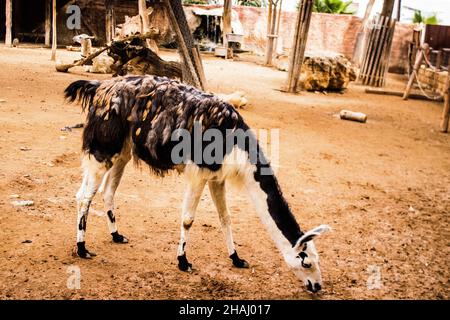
[164,0,204,89]
[45,0,51,47]
[51,0,57,61]
[381,0,395,18]
[138,0,159,54]
[5,0,12,46]
[223,0,232,59]
[285,0,313,93]
[265,0,279,65]
[266,0,272,35]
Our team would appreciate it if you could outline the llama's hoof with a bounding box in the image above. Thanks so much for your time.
[230,251,249,268]
[112,231,129,244]
[77,242,97,259]
[177,254,193,272]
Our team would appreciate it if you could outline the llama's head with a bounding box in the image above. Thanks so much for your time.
[289,225,331,293]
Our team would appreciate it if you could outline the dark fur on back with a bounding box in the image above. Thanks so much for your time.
[64,75,242,174]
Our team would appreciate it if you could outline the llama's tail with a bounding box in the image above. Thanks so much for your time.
[64,80,101,111]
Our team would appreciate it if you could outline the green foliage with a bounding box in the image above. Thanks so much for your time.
[237,0,262,6]
[182,0,209,5]
[182,0,262,6]
[311,0,355,14]
[412,10,439,25]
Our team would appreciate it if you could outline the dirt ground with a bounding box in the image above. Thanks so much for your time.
[0,45,448,300]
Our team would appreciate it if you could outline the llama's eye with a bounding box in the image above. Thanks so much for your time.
[297,252,311,268]
[298,252,307,259]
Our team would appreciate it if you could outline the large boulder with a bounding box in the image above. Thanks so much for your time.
[275,50,357,91]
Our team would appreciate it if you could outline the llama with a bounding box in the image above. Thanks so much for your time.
[64,75,330,293]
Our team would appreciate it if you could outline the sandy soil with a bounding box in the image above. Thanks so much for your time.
[0,45,449,300]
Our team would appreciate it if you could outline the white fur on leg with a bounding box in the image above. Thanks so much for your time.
[208,180,236,256]
[177,179,206,257]
[101,152,130,234]
[76,155,108,243]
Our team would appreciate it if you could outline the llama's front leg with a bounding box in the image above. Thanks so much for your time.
[102,157,130,244]
[76,156,108,258]
[208,180,249,268]
[177,179,206,272]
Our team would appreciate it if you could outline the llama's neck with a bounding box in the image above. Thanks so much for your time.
[243,160,303,259]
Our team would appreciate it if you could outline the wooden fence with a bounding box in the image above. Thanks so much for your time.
[358,15,396,87]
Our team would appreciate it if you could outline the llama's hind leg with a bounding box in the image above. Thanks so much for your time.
[208,180,249,268]
[76,155,108,258]
[102,153,130,244]
[177,179,206,272]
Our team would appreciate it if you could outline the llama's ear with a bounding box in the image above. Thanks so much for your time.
[294,225,331,251]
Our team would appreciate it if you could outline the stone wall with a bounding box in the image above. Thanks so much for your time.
[417,66,448,95]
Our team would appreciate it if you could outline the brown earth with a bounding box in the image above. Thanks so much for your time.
[0,45,449,300]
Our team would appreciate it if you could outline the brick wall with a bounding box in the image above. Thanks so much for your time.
[234,9,362,59]
[190,5,414,74]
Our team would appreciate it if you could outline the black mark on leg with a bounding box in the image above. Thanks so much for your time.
[111,231,129,244]
[177,253,192,272]
[107,210,116,224]
[230,251,249,268]
[78,215,87,231]
[77,241,96,259]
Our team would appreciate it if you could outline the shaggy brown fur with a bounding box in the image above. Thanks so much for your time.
[65,75,242,175]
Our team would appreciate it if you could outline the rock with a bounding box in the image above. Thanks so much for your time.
[274,50,357,91]
[0,99,6,103]
[218,91,248,109]
[22,240,32,244]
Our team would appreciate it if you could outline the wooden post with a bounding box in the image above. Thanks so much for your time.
[284,0,313,93]
[358,14,396,87]
[274,0,283,53]
[352,0,375,65]
[403,44,428,100]
[45,0,51,47]
[440,58,450,132]
[266,0,273,36]
[223,0,232,59]
[396,0,401,21]
[265,0,279,66]
[105,0,115,44]
[5,0,12,46]
[381,0,395,18]
[51,0,57,61]
[139,0,159,54]
[433,49,443,94]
